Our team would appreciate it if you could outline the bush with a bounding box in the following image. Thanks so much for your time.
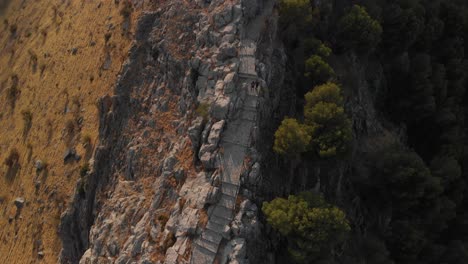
[82,134,92,147]
[262,193,350,262]
[80,162,90,177]
[304,55,335,85]
[273,118,312,156]
[337,5,382,53]
[196,102,210,121]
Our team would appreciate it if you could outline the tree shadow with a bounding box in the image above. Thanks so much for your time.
[5,163,20,183]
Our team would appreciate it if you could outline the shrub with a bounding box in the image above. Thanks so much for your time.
[337,5,382,53]
[262,193,350,262]
[273,118,312,156]
[82,134,92,147]
[80,162,90,177]
[195,102,210,121]
[304,55,335,85]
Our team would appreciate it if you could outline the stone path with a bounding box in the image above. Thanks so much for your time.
[191,38,260,264]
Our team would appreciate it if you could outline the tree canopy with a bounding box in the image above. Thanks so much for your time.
[263,193,350,263]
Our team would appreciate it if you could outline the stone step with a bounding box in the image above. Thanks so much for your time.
[211,214,231,226]
[238,72,258,79]
[212,204,233,220]
[219,194,236,209]
[207,220,226,233]
[220,139,250,148]
[221,182,239,197]
[193,242,217,261]
[195,237,219,253]
[240,110,256,122]
[202,228,223,244]
[244,98,257,109]
[241,107,257,113]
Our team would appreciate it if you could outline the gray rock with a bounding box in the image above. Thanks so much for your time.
[201,120,212,144]
[108,242,119,257]
[174,169,185,181]
[242,0,260,19]
[205,187,221,205]
[223,238,247,264]
[200,151,218,169]
[223,72,237,93]
[217,43,237,61]
[35,160,44,171]
[163,154,177,173]
[188,117,204,150]
[214,5,233,28]
[221,24,237,35]
[222,34,236,44]
[207,120,225,146]
[63,148,79,162]
[248,162,261,184]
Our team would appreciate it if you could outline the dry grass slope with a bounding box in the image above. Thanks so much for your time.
[0,1,144,263]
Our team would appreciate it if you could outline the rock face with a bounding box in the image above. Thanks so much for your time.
[59,0,281,263]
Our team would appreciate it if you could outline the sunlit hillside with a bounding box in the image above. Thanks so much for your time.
[0,1,142,262]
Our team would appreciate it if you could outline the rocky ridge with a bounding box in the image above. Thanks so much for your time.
[59,0,281,263]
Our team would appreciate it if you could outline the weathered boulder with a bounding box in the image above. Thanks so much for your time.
[200,151,219,169]
[207,120,225,145]
[212,96,230,119]
[214,5,233,28]
[205,186,221,205]
[223,238,247,264]
[224,72,237,93]
[248,162,261,184]
[217,42,237,61]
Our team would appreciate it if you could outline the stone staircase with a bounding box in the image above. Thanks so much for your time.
[191,39,260,264]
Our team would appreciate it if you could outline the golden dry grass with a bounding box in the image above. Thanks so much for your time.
[0,1,142,263]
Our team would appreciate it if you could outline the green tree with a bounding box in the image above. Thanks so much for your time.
[304,38,332,58]
[337,5,382,54]
[373,148,442,212]
[278,0,313,29]
[263,193,350,263]
[304,55,335,85]
[273,118,312,156]
[304,83,351,157]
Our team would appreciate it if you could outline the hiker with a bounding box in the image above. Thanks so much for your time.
[250,81,255,92]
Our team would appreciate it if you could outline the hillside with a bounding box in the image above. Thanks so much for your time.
[0,1,142,263]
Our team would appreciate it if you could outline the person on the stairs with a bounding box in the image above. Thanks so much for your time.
[250,81,255,93]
